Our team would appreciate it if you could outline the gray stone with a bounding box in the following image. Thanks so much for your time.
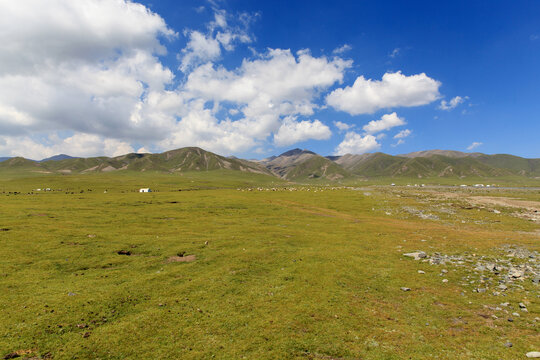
[504,342,512,347]
[509,268,525,278]
[526,352,540,358]
[403,252,427,260]
[400,287,411,291]
[519,302,527,309]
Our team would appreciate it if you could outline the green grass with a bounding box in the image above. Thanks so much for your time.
[0,173,538,359]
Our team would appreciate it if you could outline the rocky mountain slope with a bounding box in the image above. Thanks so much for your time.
[1,147,538,180]
[257,149,351,181]
[0,147,272,176]
[397,150,540,177]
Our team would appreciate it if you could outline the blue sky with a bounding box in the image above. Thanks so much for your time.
[0,0,538,159]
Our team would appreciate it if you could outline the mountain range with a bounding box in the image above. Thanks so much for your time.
[0,147,539,181]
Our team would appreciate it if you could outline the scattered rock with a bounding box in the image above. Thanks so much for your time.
[418,270,425,274]
[403,251,427,260]
[474,265,486,271]
[419,213,439,220]
[76,324,87,329]
[0,228,10,232]
[526,352,540,358]
[87,234,96,238]
[519,302,527,309]
[442,279,448,283]
[67,292,76,296]
[3,350,33,359]
[509,268,525,278]
[400,287,411,292]
[504,342,513,348]
[3,353,20,359]
[117,250,131,256]
[82,332,91,338]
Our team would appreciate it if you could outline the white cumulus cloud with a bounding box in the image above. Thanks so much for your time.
[362,112,406,134]
[179,31,222,72]
[333,44,352,54]
[389,48,400,58]
[326,71,441,115]
[439,96,468,111]
[273,117,331,147]
[391,129,411,147]
[0,133,134,159]
[334,132,380,155]
[333,121,354,131]
[0,0,176,147]
[183,49,351,144]
[179,9,254,72]
[467,141,483,150]
[0,0,452,159]
[394,129,411,139]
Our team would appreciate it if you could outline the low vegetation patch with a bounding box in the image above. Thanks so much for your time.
[0,173,538,359]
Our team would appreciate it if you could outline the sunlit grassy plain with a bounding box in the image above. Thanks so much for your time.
[1,170,538,359]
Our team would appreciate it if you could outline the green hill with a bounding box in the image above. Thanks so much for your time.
[260,149,352,181]
[471,154,540,176]
[333,153,524,178]
[1,147,539,182]
[20,147,273,176]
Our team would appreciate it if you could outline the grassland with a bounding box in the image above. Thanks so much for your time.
[0,171,538,359]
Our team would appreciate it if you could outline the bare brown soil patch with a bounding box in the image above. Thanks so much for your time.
[166,255,196,263]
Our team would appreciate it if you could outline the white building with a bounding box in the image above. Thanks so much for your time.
[139,188,152,193]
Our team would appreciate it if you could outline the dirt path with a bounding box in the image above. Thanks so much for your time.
[468,196,540,212]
